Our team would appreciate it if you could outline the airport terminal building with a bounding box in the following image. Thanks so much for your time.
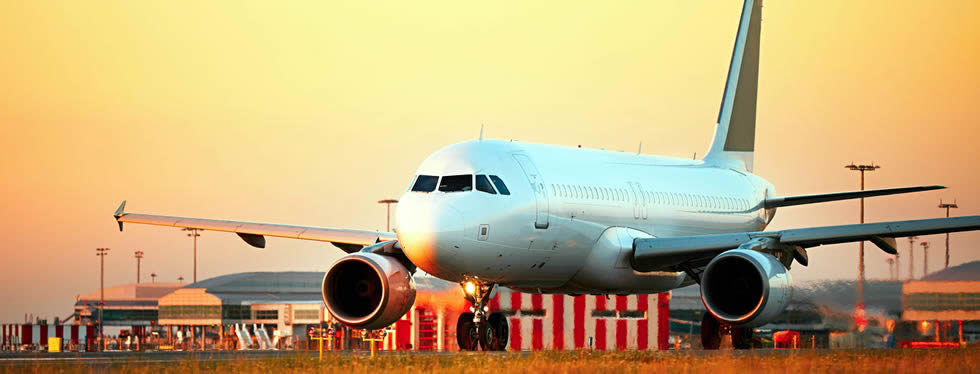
[5,271,668,352]
[901,261,980,344]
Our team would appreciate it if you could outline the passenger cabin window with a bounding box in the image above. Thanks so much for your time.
[489,175,511,195]
[475,175,497,194]
[439,174,472,192]
[412,175,439,192]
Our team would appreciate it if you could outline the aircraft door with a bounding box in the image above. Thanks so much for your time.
[628,183,639,219]
[513,154,550,229]
[636,183,649,219]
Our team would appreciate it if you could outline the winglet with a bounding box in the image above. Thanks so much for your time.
[114,200,126,231]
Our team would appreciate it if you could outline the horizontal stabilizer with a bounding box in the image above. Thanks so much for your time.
[764,185,945,209]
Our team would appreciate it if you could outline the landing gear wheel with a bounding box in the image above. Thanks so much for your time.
[700,313,722,350]
[457,312,480,351]
[479,312,509,351]
[731,327,754,349]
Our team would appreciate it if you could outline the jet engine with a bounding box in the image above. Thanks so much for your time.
[321,252,416,330]
[699,249,792,327]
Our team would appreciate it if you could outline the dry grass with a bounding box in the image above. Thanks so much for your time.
[6,348,978,374]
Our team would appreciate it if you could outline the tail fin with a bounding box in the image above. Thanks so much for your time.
[704,0,762,172]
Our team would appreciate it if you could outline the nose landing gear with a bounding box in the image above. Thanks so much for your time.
[456,280,508,351]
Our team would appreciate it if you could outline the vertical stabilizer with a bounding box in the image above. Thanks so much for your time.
[703,0,762,172]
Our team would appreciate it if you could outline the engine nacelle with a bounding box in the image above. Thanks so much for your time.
[321,252,416,330]
[700,249,792,327]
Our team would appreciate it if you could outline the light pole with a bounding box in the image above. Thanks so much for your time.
[150,272,157,283]
[377,199,399,232]
[96,247,110,352]
[907,236,918,280]
[920,241,930,277]
[845,163,879,321]
[938,199,958,269]
[886,257,896,280]
[178,275,184,284]
[182,228,202,283]
[134,250,144,284]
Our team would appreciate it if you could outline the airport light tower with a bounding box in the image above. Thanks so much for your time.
[938,199,958,269]
[182,228,202,283]
[378,199,399,232]
[907,236,918,280]
[845,162,879,324]
[920,241,930,277]
[134,250,144,284]
[151,272,157,283]
[95,247,110,352]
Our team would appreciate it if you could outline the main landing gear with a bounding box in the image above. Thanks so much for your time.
[700,313,754,350]
[456,280,508,351]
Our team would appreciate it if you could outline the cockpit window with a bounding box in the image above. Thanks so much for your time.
[439,174,472,192]
[475,175,497,194]
[411,175,439,192]
[489,175,510,195]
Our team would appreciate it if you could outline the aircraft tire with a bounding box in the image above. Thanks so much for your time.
[456,312,480,351]
[480,312,509,351]
[731,327,754,349]
[700,313,722,350]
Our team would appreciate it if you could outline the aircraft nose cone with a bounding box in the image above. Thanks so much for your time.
[396,198,464,278]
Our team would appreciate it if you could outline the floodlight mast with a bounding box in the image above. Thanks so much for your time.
[378,199,399,232]
[182,228,202,283]
[844,163,879,326]
[95,247,110,352]
[938,199,959,269]
[920,241,931,277]
[134,250,144,284]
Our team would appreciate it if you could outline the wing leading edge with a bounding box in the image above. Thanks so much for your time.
[113,201,396,253]
[763,185,945,209]
[631,215,980,272]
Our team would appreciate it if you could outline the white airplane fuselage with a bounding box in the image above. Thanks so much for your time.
[396,139,776,294]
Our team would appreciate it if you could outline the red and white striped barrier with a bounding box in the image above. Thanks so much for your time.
[378,288,670,351]
[1,325,19,347]
[491,290,669,351]
[1,324,92,348]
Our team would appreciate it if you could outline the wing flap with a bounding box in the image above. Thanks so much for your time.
[115,202,396,253]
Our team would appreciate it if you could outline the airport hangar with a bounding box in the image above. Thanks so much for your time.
[2,272,670,351]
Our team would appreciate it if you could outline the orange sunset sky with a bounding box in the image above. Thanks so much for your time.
[1,0,978,322]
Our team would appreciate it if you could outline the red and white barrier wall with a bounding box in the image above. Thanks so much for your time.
[379,288,670,351]
[1,324,92,347]
[492,289,669,351]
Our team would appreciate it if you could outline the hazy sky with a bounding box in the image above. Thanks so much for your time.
[1,0,978,322]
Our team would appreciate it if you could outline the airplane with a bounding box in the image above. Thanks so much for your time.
[113,0,980,350]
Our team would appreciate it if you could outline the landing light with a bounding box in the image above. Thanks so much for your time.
[464,281,477,296]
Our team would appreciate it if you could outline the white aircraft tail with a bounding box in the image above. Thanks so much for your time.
[703,0,762,172]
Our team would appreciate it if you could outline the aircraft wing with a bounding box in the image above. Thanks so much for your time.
[113,201,396,253]
[763,185,945,209]
[631,215,980,272]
